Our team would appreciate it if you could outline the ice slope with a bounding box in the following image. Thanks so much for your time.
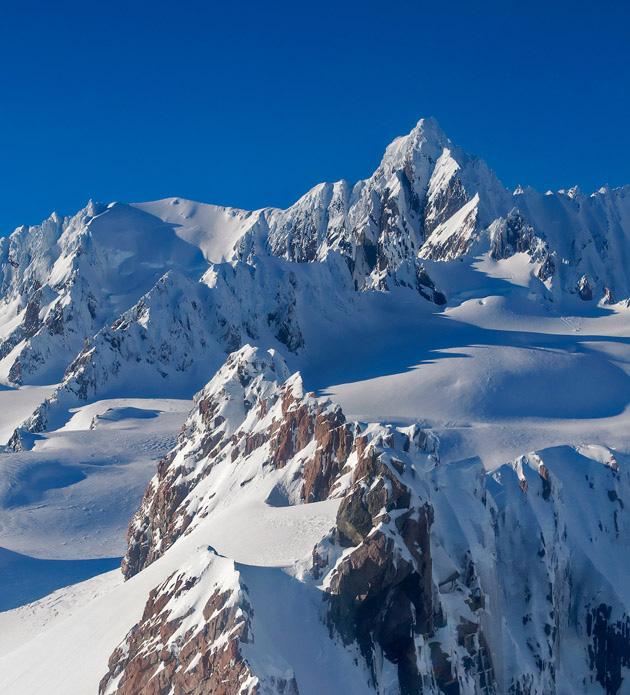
[2,255,629,567]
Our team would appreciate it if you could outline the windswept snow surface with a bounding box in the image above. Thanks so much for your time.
[0,397,192,560]
[311,274,630,469]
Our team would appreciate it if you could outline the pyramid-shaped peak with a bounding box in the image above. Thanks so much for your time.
[381,116,452,170]
[411,116,448,139]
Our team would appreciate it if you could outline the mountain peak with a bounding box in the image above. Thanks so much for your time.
[380,116,451,172]
[412,115,447,138]
[407,116,451,152]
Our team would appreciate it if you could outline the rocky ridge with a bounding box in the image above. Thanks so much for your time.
[100,550,299,695]
[105,346,630,694]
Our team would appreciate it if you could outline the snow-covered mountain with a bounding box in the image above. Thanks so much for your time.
[94,346,628,695]
[0,201,206,385]
[3,118,629,396]
[1,117,630,695]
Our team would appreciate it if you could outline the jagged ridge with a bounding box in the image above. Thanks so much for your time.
[108,346,630,695]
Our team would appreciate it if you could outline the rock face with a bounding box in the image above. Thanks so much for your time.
[320,427,438,694]
[122,345,355,579]
[314,441,630,695]
[100,551,299,695]
[578,274,594,300]
[489,209,544,261]
[107,347,630,694]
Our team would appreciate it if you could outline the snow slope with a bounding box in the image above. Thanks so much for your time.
[0,396,192,560]
[132,197,260,263]
[0,490,366,695]
[322,295,630,468]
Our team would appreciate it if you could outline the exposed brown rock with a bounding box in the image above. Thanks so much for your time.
[324,439,437,693]
[100,563,299,695]
[124,358,359,579]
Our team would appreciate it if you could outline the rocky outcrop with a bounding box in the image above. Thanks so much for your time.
[122,345,357,578]
[100,551,299,695]
[325,430,437,693]
[419,195,481,261]
[423,149,470,235]
[312,436,630,694]
[578,274,593,300]
[311,425,467,694]
[487,209,557,285]
[490,209,539,260]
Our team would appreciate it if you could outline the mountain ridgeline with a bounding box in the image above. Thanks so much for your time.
[2,118,629,403]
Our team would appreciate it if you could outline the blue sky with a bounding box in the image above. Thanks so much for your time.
[0,0,628,233]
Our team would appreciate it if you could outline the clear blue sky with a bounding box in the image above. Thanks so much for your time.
[0,0,628,234]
